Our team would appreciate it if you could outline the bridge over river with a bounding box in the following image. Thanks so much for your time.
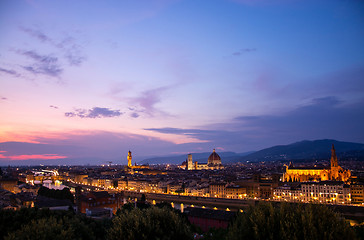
[122,191,364,223]
[123,191,259,212]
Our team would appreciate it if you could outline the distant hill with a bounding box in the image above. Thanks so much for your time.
[138,139,364,165]
[138,151,253,165]
[236,139,364,162]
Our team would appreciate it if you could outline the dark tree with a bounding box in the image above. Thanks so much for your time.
[0,208,110,240]
[141,194,146,203]
[226,202,357,240]
[37,186,74,202]
[107,206,193,240]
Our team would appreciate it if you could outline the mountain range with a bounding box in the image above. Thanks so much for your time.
[138,139,364,165]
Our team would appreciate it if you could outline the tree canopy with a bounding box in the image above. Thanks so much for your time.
[226,202,357,240]
[107,206,192,240]
[0,208,109,240]
[37,186,74,202]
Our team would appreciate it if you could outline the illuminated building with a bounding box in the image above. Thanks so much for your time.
[283,145,351,182]
[127,150,132,167]
[273,184,302,202]
[225,185,247,199]
[209,183,226,198]
[125,151,149,172]
[301,181,350,204]
[350,183,364,204]
[0,179,18,193]
[186,149,224,170]
[78,191,122,214]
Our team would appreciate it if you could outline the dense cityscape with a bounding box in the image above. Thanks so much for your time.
[1,146,363,210]
[1,146,364,239]
[1,0,364,239]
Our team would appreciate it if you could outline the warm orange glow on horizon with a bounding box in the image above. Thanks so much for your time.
[0,153,67,161]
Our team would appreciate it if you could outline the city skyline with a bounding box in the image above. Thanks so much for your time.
[1,0,364,164]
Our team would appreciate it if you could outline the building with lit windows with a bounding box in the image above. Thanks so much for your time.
[209,183,226,198]
[273,183,302,202]
[301,181,350,204]
[350,183,364,204]
[225,185,247,199]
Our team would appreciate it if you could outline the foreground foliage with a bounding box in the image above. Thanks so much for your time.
[107,206,193,240]
[1,202,362,240]
[38,186,74,202]
[0,208,109,240]
[226,202,357,240]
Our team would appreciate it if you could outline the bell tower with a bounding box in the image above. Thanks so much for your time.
[127,150,132,167]
[330,144,339,179]
[330,144,338,168]
[187,154,193,170]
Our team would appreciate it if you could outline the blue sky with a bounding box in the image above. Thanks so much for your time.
[0,0,363,164]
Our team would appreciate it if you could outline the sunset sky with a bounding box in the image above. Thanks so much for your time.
[1,0,363,165]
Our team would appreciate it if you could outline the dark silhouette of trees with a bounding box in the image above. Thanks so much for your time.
[0,208,110,240]
[37,186,74,202]
[226,202,357,240]
[5,217,79,240]
[1,201,361,240]
[107,206,193,240]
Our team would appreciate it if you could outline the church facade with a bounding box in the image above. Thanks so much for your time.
[283,145,351,182]
[186,149,224,170]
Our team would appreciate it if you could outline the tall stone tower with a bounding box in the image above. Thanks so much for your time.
[330,144,339,179]
[187,154,193,170]
[127,150,132,167]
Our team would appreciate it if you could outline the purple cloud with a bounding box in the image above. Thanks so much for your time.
[20,27,87,67]
[132,87,171,117]
[65,107,122,118]
[0,67,19,77]
[232,48,257,56]
[49,105,59,109]
[17,50,63,77]
[146,96,364,151]
[130,112,140,118]
[19,27,52,43]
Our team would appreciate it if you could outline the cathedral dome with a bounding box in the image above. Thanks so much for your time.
[208,149,221,165]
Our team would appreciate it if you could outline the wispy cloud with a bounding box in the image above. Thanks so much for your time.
[16,49,63,77]
[232,48,257,56]
[0,67,20,77]
[49,105,59,109]
[132,87,171,117]
[19,27,53,43]
[130,112,140,118]
[19,26,87,67]
[65,107,123,118]
[146,97,364,151]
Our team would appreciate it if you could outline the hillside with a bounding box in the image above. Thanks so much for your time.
[138,139,364,165]
[237,139,364,162]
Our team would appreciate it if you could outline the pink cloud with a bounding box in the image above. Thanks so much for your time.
[0,153,67,161]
